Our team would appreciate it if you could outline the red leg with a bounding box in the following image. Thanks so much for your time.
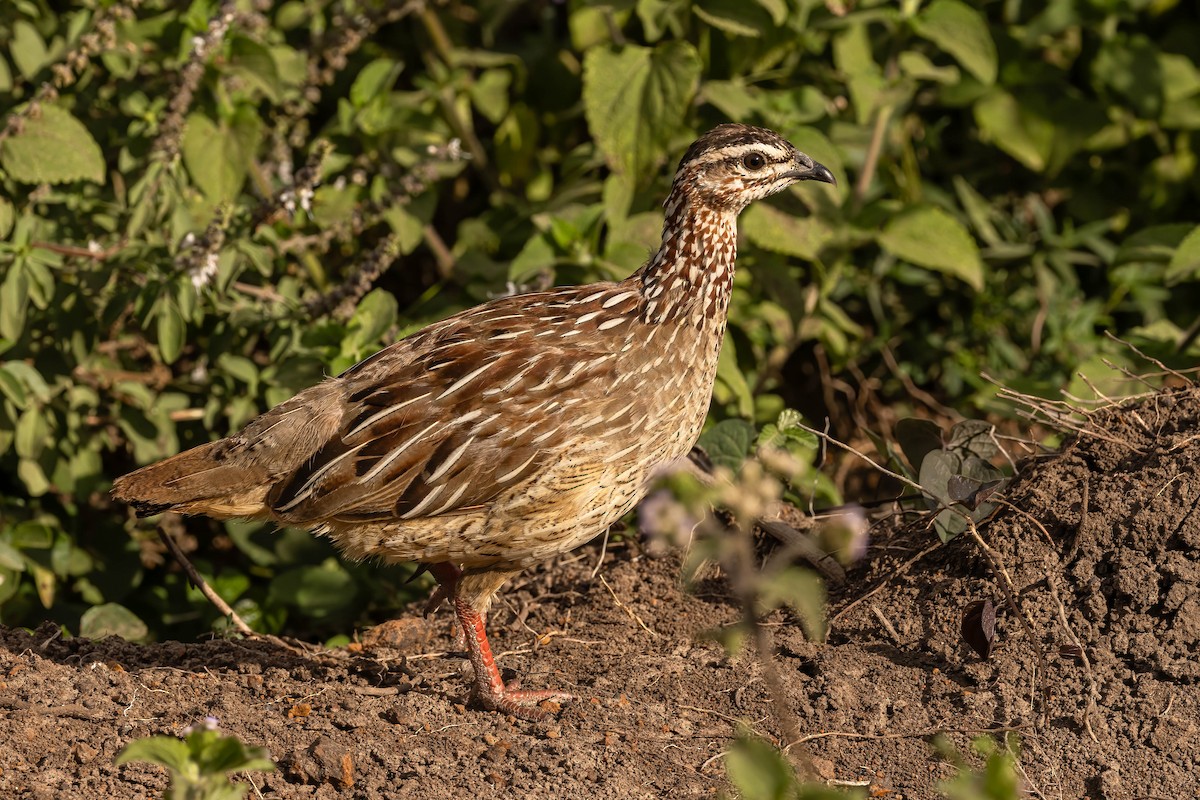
[429,563,572,720]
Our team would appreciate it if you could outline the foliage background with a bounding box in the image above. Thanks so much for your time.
[0,0,1197,640]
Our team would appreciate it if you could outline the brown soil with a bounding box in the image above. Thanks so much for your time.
[2,386,1199,799]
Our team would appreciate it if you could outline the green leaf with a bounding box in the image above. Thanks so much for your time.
[348,289,398,349]
[80,602,149,641]
[1114,223,1193,266]
[697,419,757,472]
[716,340,755,418]
[919,449,961,507]
[693,0,773,37]
[157,300,185,364]
[1092,36,1163,120]
[760,566,827,641]
[10,20,50,80]
[0,198,13,239]
[947,420,998,459]
[0,364,29,408]
[115,736,193,772]
[216,353,260,391]
[14,407,48,459]
[973,90,1053,172]
[741,203,834,260]
[351,58,402,107]
[582,41,701,178]
[1166,225,1200,284]
[181,108,263,202]
[879,206,984,290]
[267,564,358,621]
[912,0,997,85]
[832,23,884,124]
[0,104,105,185]
[725,735,797,800]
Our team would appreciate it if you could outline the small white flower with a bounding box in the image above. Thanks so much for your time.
[189,251,219,289]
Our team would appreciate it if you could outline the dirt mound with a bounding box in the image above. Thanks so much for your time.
[1,387,1198,798]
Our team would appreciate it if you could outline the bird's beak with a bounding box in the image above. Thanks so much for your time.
[785,159,836,186]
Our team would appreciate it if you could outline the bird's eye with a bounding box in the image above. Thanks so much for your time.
[742,153,766,170]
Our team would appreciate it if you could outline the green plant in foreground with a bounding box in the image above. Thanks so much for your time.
[724,732,1021,800]
[115,718,274,800]
[725,733,862,800]
[937,735,1022,800]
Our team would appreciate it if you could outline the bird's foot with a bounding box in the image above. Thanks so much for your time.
[474,683,574,721]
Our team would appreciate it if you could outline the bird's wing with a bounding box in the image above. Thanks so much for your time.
[268,296,627,523]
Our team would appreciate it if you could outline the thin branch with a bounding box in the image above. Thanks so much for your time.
[156,522,254,637]
[1104,331,1191,383]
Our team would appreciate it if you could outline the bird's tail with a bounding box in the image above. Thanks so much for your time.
[111,440,272,519]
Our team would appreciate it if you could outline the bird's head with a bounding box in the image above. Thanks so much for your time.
[668,123,836,214]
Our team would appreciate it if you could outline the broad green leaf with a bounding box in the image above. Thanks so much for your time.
[879,206,984,290]
[1165,225,1200,283]
[115,736,193,772]
[216,353,260,391]
[181,108,263,202]
[157,301,185,364]
[80,602,149,641]
[0,105,105,185]
[267,564,359,620]
[832,23,884,124]
[948,420,998,459]
[349,289,398,349]
[351,58,402,107]
[741,204,833,260]
[582,41,701,178]
[973,91,1053,172]
[227,37,285,102]
[0,265,29,340]
[913,0,998,85]
[10,20,50,79]
[697,418,757,472]
[0,364,28,408]
[18,460,50,496]
[1092,35,1162,120]
[725,736,796,800]
[716,340,755,418]
[14,407,48,459]
[918,449,961,506]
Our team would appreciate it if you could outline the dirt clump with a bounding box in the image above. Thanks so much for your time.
[2,386,1199,798]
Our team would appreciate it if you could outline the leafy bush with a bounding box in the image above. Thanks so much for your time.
[0,0,1197,636]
